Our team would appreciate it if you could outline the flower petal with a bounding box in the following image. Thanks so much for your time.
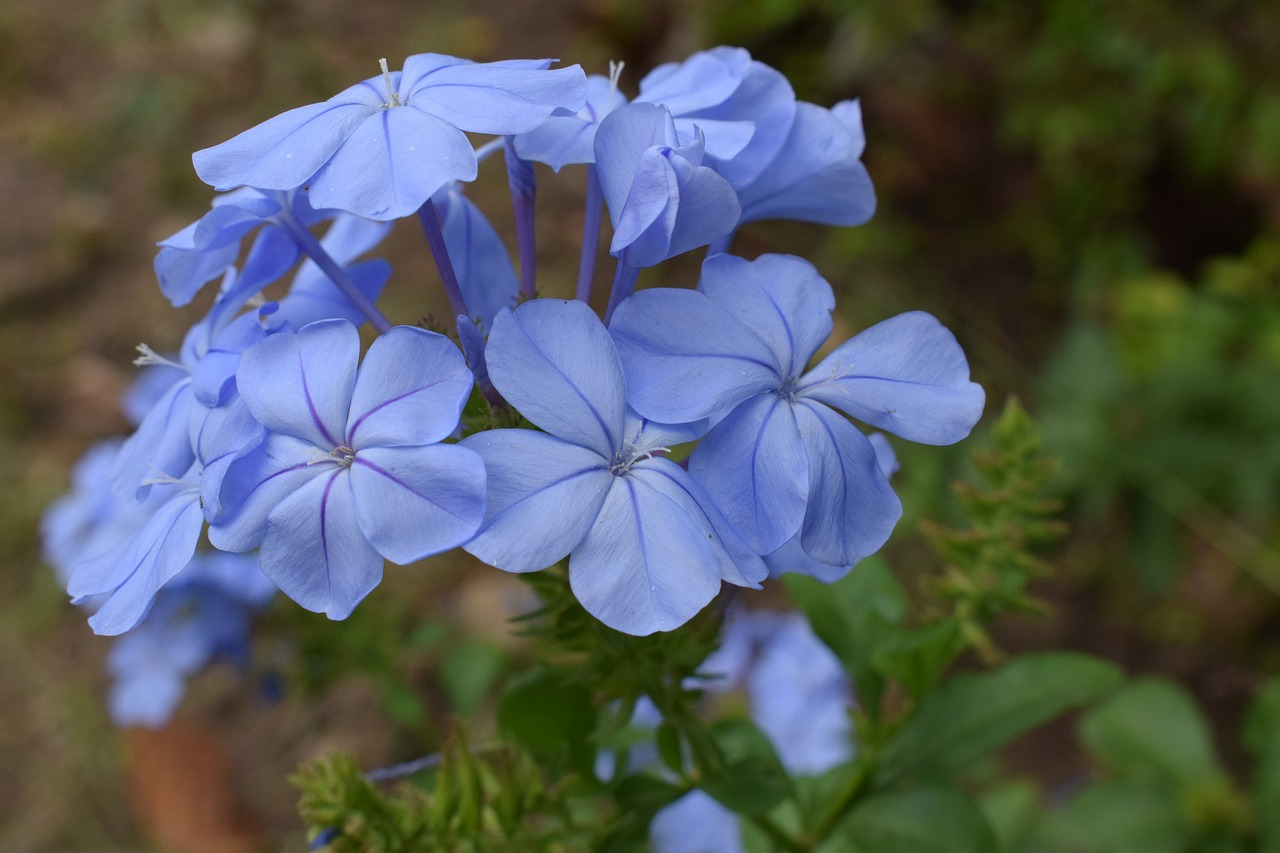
[259,469,383,619]
[486,300,627,456]
[688,394,809,557]
[569,474,723,636]
[307,106,477,221]
[610,288,779,423]
[237,319,359,449]
[801,311,985,445]
[346,326,472,448]
[193,100,374,192]
[794,402,902,567]
[76,494,205,636]
[403,57,587,135]
[698,253,834,377]
[207,433,326,551]
[461,429,611,572]
[350,444,486,564]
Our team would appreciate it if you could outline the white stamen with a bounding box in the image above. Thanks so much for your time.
[379,58,401,107]
[133,343,186,371]
[608,60,625,99]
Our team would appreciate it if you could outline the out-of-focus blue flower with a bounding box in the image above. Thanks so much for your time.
[460,298,765,636]
[734,99,875,228]
[650,789,746,853]
[193,54,587,221]
[41,440,131,586]
[209,319,484,619]
[107,552,275,728]
[594,103,740,269]
[513,72,628,171]
[644,610,855,851]
[636,46,795,190]
[611,253,984,566]
[69,396,265,636]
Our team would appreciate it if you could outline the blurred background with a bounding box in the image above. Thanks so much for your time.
[3,0,1279,849]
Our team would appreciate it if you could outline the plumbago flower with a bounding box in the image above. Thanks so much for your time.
[594,103,740,271]
[193,54,587,220]
[611,252,985,567]
[460,298,766,636]
[209,319,485,619]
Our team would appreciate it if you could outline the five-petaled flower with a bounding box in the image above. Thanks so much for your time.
[209,319,486,619]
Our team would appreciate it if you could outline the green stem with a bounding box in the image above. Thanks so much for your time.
[803,750,876,847]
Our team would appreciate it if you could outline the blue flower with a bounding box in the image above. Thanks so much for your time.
[610,253,985,566]
[106,552,275,728]
[635,46,796,189]
[460,299,765,636]
[193,54,587,221]
[512,71,628,171]
[734,99,875,228]
[209,319,485,619]
[594,103,740,269]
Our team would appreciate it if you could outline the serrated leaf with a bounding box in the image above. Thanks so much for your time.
[875,652,1122,786]
[840,787,998,852]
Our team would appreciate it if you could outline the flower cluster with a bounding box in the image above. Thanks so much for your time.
[45,47,983,718]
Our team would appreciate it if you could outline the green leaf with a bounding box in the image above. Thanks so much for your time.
[1243,680,1280,849]
[700,718,790,815]
[497,668,594,765]
[870,618,965,700]
[1037,778,1186,853]
[1080,678,1224,784]
[784,557,906,716]
[440,640,505,717]
[977,780,1040,852]
[656,722,684,775]
[876,652,1122,786]
[840,787,998,852]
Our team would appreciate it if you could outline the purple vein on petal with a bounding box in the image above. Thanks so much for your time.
[347,376,458,442]
[352,456,471,521]
[319,470,340,593]
[299,350,341,448]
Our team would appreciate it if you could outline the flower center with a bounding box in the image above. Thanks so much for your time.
[608,443,669,477]
[332,445,357,468]
[776,375,801,403]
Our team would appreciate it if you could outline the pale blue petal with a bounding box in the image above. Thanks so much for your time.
[736,101,875,226]
[485,300,627,456]
[79,495,205,636]
[346,326,472,448]
[350,444,486,563]
[434,185,519,326]
[403,58,587,134]
[688,394,809,557]
[763,535,851,583]
[651,154,740,264]
[631,458,767,588]
[832,99,866,158]
[698,253,835,376]
[108,380,195,499]
[794,402,901,567]
[670,117,753,161]
[274,258,390,330]
[260,469,382,619]
[610,288,779,423]
[191,311,267,408]
[595,104,678,230]
[192,395,265,520]
[308,107,476,221]
[800,311,985,445]
[193,101,374,191]
[608,147,676,259]
[569,475,724,636]
[207,433,327,551]
[237,319,359,448]
[461,429,611,572]
[512,74,627,170]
